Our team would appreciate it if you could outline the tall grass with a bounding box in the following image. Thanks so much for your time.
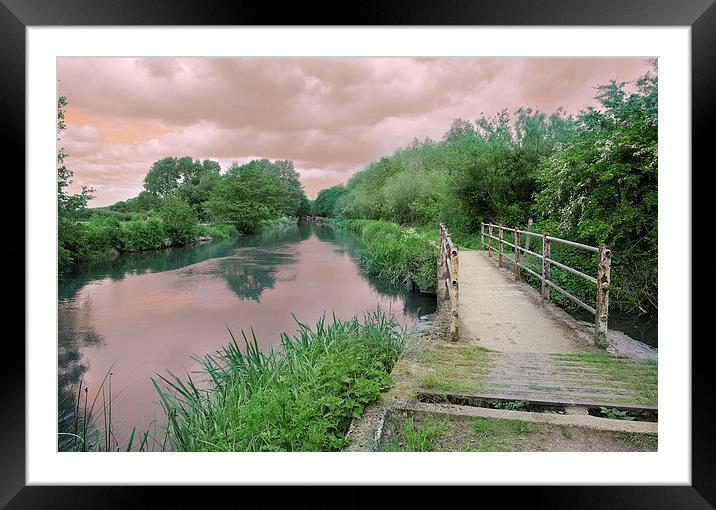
[339,220,438,293]
[197,223,239,241]
[58,369,155,452]
[153,311,406,451]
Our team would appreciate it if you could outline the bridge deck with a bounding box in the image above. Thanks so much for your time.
[436,248,656,411]
[458,250,590,353]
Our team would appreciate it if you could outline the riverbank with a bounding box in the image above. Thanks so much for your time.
[153,312,407,451]
[339,220,438,293]
[59,215,307,272]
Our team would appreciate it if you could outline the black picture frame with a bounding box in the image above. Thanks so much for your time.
[7,0,713,506]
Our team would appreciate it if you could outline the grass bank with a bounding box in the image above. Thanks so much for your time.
[59,214,239,269]
[153,312,406,451]
[339,220,438,293]
[379,411,657,452]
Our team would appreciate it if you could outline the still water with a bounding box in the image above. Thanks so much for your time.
[58,223,436,441]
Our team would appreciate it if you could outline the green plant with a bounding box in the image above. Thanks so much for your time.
[58,370,154,452]
[339,220,438,292]
[599,407,636,421]
[402,415,449,452]
[119,218,166,251]
[490,399,529,411]
[197,223,239,240]
[153,311,406,451]
[159,193,199,244]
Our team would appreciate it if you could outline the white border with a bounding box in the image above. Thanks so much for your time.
[27,27,690,484]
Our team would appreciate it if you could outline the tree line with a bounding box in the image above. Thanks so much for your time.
[58,97,310,270]
[314,65,658,314]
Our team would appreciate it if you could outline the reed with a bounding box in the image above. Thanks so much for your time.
[153,311,406,451]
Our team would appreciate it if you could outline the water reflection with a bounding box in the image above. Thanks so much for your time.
[57,223,436,442]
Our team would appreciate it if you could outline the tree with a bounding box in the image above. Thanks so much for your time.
[58,95,95,268]
[205,162,290,233]
[57,96,94,217]
[234,159,308,217]
[142,156,190,198]
[312,185,348,217]
[534,68,658,312]
[158,193,199,244]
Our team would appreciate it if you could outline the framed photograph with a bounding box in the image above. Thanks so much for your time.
[9,0,712,506]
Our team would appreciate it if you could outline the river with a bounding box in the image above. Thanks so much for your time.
[57,223,436,444]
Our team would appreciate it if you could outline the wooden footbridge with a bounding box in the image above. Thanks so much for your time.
[439,222,611,349]
[437,223,656,409]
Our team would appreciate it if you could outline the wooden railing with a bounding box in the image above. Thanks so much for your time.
[439,224,459,341]
[481,222,612,348]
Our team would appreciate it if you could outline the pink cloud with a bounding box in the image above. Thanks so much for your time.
[58,57,652,205]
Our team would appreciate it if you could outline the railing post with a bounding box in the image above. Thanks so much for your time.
[541,232,550,301]
[488,224,493,257]
[498,225,504,267]
[525,218,533,253]
[514,229,521,280]
[595,245,612,348]
[451,244,460,342]
[481,223,485,251]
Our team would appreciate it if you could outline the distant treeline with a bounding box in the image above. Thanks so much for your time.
[58,95,311,270]
[313,67,657,314]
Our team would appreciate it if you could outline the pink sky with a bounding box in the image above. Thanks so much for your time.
[58,57,651,206]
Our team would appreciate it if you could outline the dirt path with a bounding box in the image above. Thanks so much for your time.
[458,250,591,353]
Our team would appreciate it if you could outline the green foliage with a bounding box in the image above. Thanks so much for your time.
[312,185,348,217]
[402,415,449,451]
[58,219,88,268]
[57,96,95,268]
[197,223,239,241]
[471,417,540,451]
[84,215,122,255]
[599,407,636,421]
[340,220,438,292]
[159,194,199,245]
[323,65,657,313]
[534,70,658,313]
[205,161,295,233]
[489,399,529,411]
[119,218,166,252]
[153,312,406,451]
[57,96,94,219]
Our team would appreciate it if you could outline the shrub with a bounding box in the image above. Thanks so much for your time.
[120,218,166,251]
[197,223,239,240]
[84,215,122,255]
[159,194,199,245]
[340,220,438,292]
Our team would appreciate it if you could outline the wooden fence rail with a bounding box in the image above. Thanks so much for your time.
[480,222,611,348]
[439,224,459,341]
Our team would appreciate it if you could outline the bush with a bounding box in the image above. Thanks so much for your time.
[197,223,239,241]
[84,215,122,255]
[159,194,199,245]
[340,220,438,293]
[58,219,89,268]
[120,218,166,251]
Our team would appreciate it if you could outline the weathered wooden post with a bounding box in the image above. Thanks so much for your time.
[524,218,533,253]
[481,223,485,251]
[514,229,521,280]
[451,244,460,342]
[595,245,612,348]
[541,233,551,301]
[488,224,493,257]
[498,226,504,267]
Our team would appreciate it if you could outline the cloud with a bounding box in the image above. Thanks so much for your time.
[58,57,651,204]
